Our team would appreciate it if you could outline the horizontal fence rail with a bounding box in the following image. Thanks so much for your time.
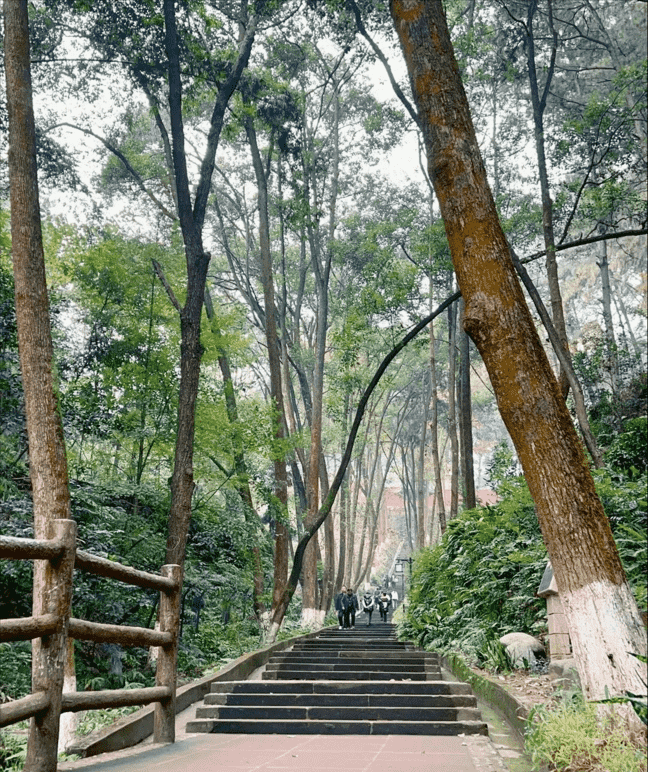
[0,519,181,771]
[0,613,59,643]
[0,691,50,729]
[0,534,65,561]
[75,550,178,592]
[68,618,174,648]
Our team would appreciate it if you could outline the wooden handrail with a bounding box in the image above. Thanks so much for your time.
[1,523,181,760]
[68,618,173,648]
[0,613,59,642]
[75,550,179,592]
[61,686,172,713]
[0,691,50,728]
[0,534,65,561]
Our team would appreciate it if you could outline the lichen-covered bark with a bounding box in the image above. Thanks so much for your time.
[389,0,646,702]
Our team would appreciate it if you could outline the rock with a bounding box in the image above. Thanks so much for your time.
[548,657,581,691]
[499,632,546,669]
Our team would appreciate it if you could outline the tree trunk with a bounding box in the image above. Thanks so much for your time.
[597,229,619,399]
[205,295,265,623]
[4,2,73,767]
[243,117,289,622]
[416,378,429,550]
[428,288,446,535]
[525,0,572,399]
[390,0,646,713]
[447,299,459,518]
[458,299,476,509]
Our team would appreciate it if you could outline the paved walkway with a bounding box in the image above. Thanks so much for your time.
[60,731,510,772]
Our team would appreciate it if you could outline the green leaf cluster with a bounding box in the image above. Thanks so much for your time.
[401,470,648,665]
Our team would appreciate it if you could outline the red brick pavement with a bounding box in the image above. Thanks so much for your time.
[59,732,512,772]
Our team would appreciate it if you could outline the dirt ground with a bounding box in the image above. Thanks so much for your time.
[472,666,557,712]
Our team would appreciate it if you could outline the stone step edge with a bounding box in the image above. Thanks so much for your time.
[204,694,478,706]
[184,718,489,735]
[209,679,473,693]
[194,707,483,721]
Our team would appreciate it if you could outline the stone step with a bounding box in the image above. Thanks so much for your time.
[265,662,439,673]
[276,651,438,661]
[188,625,486,737]
[185,717,488,736]
[208,680,473,696]
[293,643,412,650]
[194,705,482,722]
[262,670,440,680]
[204,693,477,708]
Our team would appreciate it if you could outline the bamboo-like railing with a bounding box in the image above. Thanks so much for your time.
[0,519,181,770]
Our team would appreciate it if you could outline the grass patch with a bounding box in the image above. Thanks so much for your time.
[525,697,647,772]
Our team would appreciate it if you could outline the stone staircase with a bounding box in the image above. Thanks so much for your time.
[186,624,487,735]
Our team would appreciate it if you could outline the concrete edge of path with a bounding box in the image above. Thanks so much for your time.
[441,653,529,743]
[67,627,329,759]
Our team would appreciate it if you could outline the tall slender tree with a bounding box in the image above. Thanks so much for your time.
[4,1,73,767]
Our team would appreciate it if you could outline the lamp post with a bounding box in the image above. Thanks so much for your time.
[395,557,413,610]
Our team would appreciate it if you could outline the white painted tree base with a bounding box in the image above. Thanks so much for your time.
[300,607,326,630]
[561,577,647,732]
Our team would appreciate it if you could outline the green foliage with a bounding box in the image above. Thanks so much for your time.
[0,729,27,772]
[485,439,519,494]
[605,417,648,479]
[0,642,32,701]
[525,695,647,772]
[401,469,648,667]
[400,477,547,663]
[76,706,140,737]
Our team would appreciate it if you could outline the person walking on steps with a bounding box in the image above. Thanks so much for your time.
[334,586,347,629]
[342,587,359,629]
[361,591,375,625]
[378,591,391,622]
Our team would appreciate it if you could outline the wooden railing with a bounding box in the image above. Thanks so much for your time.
[0,519,181,771]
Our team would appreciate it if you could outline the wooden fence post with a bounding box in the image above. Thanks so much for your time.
[25,519,76,772]
[153,564,181,743]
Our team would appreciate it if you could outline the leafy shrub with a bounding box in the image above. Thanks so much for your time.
[525,696,647,772]
[400,477,547,662]
[0,729,27,772]
[605,417,648,478]
[401,470,648,665]
[0,642,32,701]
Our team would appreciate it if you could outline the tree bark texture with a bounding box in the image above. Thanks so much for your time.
[4,3,74,767]
[390,0,646,703]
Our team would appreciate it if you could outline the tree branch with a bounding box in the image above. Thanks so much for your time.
[151,259,182,313]
[47,122,177,221]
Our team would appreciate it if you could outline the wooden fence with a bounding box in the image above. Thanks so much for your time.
[0,518,181,772]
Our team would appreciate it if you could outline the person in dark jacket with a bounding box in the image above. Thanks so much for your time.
[342,588,359,629]
[378,591,391,622]
[334,586,347,629]
[361,591,375,625]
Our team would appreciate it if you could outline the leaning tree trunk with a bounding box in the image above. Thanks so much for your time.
[390,0,646,716]
[4,2,73,767]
